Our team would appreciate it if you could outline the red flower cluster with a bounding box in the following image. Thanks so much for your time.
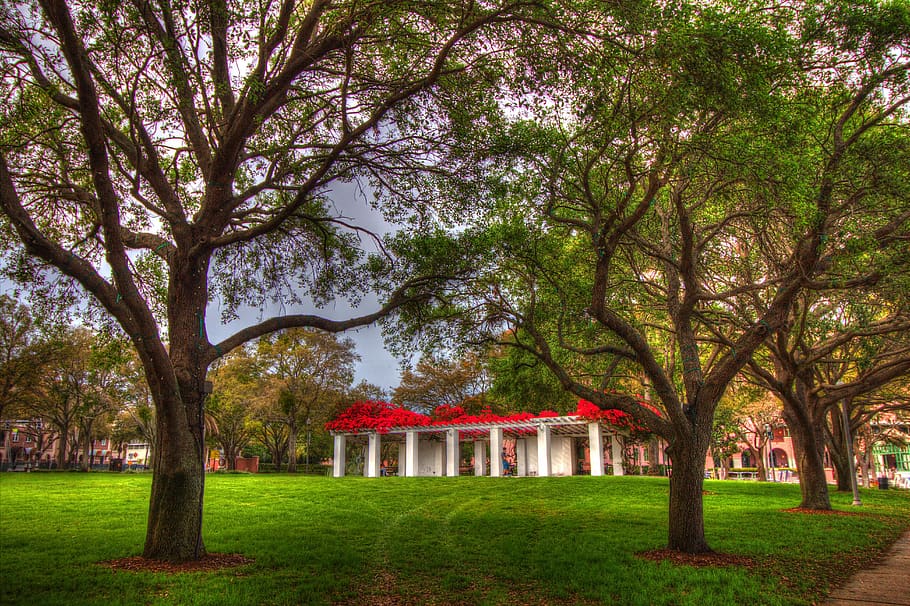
[432,404,466,421]
[326,399,658,434]
[574,399,657,432]
[325,401,430,433]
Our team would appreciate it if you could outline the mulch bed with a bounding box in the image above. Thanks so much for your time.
[637,549,756,569]
[782,507,859,516]
[101,553,253,574]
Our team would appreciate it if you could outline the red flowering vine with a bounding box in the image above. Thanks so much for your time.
[326,398,657,435]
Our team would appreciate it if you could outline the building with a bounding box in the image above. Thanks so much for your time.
[1,418,124,470]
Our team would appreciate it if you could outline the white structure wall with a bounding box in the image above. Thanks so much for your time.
[522,436,539,475]
[418,440,444,476]
[550,436,574,476]
[516,436,574,476]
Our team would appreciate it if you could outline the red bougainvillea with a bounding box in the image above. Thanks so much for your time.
[326,399,659,434]
[324,401,430,434]
[574,399,658,432]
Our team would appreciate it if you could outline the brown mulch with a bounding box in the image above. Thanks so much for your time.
[101,553,253,574]
[637,549,756,569]
[782,507,859,516]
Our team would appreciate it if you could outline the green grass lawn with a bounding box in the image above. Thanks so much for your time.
[1,473,908,606]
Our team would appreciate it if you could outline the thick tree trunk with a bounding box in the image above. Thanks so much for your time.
[783,406,831,510]
[142,391,206,562]
[666,438,711,554]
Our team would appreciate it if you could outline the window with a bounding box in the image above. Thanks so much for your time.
[100,438,107,446]
[11,430,20,443]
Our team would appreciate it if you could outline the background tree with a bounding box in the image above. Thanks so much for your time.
[486,344,579,414]
[726,387,781,482]
[748,282,910,506]
[0,0,543,561]
[825,376,910,491]
[345,380,387,404]
[111,351,157,468]
[207,346,261,470]
[23,327,94,469]
[0,294,46,421]
[393,352,492,413]
[75,334,131,471]
[251,402,290,473]
[258,329,358,472]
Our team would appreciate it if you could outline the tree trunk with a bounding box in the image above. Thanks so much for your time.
[826,409,853,492]
[80,424,94,472]
[755,442,768,482]
[783,406,831,510]
[142,391,206,562]
[859,445,874,488]
[56,431,68,470]
[272,444,283,472]
[666,438,711,554]
[829,448,851,491]
[287,419,298,473]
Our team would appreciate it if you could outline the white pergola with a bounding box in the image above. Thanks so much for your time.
[330,415,626,478]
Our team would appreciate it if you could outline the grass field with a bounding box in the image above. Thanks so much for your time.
[1,473,908,606]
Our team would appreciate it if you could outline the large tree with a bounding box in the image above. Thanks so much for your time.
[399,2,910,554]
[0,0,544,561]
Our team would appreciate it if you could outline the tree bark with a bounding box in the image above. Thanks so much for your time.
[142,391,206,562]
[783,405,831,510]
[666,437,711,553]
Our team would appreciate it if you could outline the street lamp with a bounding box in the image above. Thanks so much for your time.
[839,390,863,506]
[305,417,311,472]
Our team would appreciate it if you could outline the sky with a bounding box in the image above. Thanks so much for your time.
[208,300,404,392]
[190,178,411,392]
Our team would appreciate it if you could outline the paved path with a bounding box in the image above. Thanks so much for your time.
[824,530,910,606]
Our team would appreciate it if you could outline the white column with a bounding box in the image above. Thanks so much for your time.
[398,442,406,476]
[474,441,487,476]
[515,439,528,477]
[332,434,346,477]
[612,434,625,476]
[405,430,419,477]
[446,429,460,477]
[588,423,604,477]
[490,427,503,477]
[366,433,381,478]
[537,423,552,477]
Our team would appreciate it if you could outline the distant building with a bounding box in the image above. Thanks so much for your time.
[1,418,124,470]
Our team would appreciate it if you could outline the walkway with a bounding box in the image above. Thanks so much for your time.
[825,530,910,606]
